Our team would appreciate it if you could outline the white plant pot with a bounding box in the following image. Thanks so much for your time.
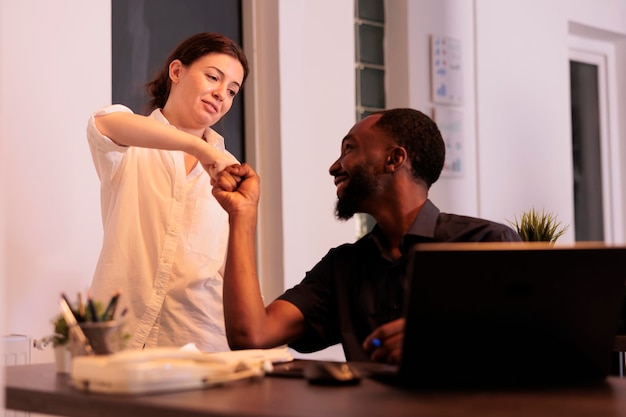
[54,345,72,374]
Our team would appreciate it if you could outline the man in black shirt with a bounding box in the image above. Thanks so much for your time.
[212,108,521,364]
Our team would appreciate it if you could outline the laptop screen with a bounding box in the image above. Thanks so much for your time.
[398,242,626,389]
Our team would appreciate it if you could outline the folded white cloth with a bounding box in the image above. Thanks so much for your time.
[126,343,293,366]
[71,345,294,394]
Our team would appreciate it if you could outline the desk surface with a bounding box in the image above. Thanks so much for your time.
[6,363,626,417]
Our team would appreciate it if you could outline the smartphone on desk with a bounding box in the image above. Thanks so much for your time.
[267,359,309,378]
[268,359,363,385]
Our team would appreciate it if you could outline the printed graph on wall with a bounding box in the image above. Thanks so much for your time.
[430,35,463,106]
[433,106,464,178]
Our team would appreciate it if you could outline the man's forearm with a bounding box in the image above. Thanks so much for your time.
[223,209,268,348]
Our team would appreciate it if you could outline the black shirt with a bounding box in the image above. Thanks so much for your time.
[277,199,522,361]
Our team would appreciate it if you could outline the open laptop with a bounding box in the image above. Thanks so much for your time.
[386,241,626,389]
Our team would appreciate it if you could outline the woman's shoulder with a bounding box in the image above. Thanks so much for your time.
[92,104,134,117]
[87,104,135,154]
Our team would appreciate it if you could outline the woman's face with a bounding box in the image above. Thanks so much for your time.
[167,52,244,129]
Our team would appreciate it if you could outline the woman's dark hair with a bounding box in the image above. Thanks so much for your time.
[373,108,446,189]
[145,32,249,112]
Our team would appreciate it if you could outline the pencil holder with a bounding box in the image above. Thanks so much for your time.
[69,321,123,356]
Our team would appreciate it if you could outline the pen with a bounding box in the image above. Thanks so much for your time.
[77,292,86,322]
[87,295,99,322]
[101,290,120,321]
[371,338,382,348]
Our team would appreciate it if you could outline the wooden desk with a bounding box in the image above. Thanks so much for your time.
[614,335,626,377]
[7,363,626,417]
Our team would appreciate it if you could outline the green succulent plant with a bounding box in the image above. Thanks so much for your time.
[508,208,569,243]
[37,313,70,348]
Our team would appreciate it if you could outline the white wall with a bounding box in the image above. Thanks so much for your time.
[2,0,626,366]
[386,0,626,242]
[276,0,357,291]
[475,0,626,241]
[1,0,110,363]
[242,0,357,302]
[244,0,357,361]
[386,0,479,217]
[475,0,575,232]
[0,0,7,398]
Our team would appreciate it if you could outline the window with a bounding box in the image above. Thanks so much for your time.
[355,0,385,235]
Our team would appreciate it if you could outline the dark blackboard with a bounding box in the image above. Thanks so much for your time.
[112,0,245,161]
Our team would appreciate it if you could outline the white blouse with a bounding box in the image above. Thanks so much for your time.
[86,104,232,352]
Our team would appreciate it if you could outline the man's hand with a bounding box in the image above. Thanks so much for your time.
[211,163,260,214]
[362,318,405,364]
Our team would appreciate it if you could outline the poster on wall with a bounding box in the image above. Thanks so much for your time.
[433,107,464,178]
[430,35,463,105]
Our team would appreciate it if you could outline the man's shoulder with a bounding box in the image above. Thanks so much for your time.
[439,212,504,225]
[326,235,375,257]
[437,212,522,242]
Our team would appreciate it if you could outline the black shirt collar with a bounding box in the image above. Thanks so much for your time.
[368,199,441,257]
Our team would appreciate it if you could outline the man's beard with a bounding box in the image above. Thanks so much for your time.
[334,164,380,220]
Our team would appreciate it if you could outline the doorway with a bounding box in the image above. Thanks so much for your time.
[569,36,622,243]
[570,60,604,241]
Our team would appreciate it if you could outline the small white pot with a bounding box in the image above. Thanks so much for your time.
[54,345,72,374]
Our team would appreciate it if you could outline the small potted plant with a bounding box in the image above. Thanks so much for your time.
[34,313,71,373]
[507,207,569,243]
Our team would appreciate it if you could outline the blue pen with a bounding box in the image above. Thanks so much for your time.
[371,338,382,348]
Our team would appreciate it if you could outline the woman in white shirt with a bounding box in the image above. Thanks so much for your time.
[86,32,249,352]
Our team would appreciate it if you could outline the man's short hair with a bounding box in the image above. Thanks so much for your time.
[373,108,445,188]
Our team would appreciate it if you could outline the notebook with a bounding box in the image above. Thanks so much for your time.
[387,241,626,389]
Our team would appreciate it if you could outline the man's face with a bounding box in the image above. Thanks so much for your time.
[330,115,390,220]
[334,161,380,220]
